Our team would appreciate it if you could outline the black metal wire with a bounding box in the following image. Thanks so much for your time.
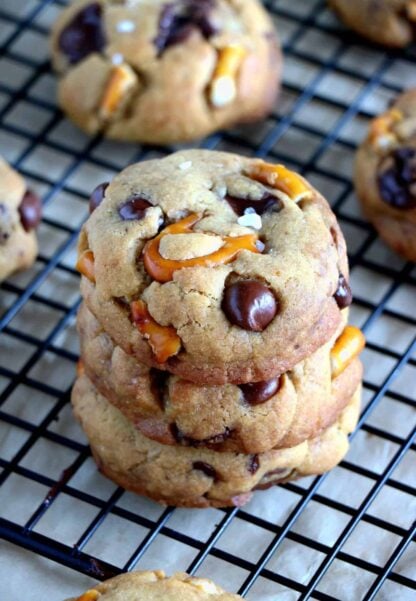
[0,0,415,599]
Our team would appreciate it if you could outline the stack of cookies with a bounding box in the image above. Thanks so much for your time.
[73,150,365,508]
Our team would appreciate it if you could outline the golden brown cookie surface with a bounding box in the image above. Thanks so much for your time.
[329,0,416,47]
[0,157,41,282]
[71,374,361,508]
[355,90,416,262]
[50,0,281,144]
[78,303,363,453]
[78,150,351,385]
[67,570,242,601]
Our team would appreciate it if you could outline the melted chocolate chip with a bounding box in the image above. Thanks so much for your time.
[18,190,42,232]
[150,369,169,408]
[334,273,352,309]
[89,182,109,213]
[58,3,105,65]
[118,196,152,220]
[222,280,278,331]
[247,454,260,474]
[226,192,282,216]
[254,468,293,490]
[171,424,231,447]
[154,0,217,55]
[239,377,281,406]
[193,461,217,479]
[378,147,416,210]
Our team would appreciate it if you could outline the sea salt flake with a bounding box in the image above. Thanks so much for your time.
[237,212,262,230]
[111,53,124,65]
[116,20,136,33]
[179,161,192,171]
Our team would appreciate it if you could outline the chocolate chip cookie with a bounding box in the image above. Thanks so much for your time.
[67,571,242,601]
[77,150,351,385]
[50,0,281,144]
[72,374,361,508]
[355,90,416,262]
[329,0,416,47]
[0,157,41,282]
[78,303,364,453]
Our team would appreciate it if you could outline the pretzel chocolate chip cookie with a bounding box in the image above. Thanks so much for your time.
[78,303,364,453]
[77,150,351,385]
[50,0,281,144]
[0,157,41,282]
[329,0,416,47]
[355,90,416,261]
[67,571,243,601]
[72,374,361,508]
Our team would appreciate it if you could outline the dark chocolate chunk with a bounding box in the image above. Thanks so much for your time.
[193,461,217,479]
[89,182,109,213]
[58,3,105,65]
[154,0,217,55]
[334,273,352,309]
[378,146,416,210]
[222,280,278,331]
[226,192,282,216]
[18,190,42,232]
[239,377,281,406]
[247,454,260,474]
[118,196,152,220]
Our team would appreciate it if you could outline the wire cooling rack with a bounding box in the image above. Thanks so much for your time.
[0,0,415,599]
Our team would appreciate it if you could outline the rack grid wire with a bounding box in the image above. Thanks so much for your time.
[0,0,415,599]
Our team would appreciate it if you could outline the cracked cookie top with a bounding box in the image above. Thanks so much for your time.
[78,149,350,385]
[50,0,281,144]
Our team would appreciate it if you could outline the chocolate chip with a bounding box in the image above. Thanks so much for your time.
[118,196,152,220]
[89,182,109,213]
[222,280,278,331]
[150,369,169,408]
[58,3,105,65]
[18,190,42,232]
[378,146,416,210]
[171,424,231,447]
[239,377,281,405]
[193,461,217,479]
[247,454,260,474]
[254,468,293,490]
[334,273,352,309]
[226,192,282,216]
[154,0,217,55]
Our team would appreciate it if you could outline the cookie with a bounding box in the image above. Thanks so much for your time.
[329,0,416,47]
[0,157,41,282]
[77,150,351,385]
[67,570,242,601]
[50,0,281,144]
[78,302,364,453]
[72,374,361,508]
[355,90,416,262]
